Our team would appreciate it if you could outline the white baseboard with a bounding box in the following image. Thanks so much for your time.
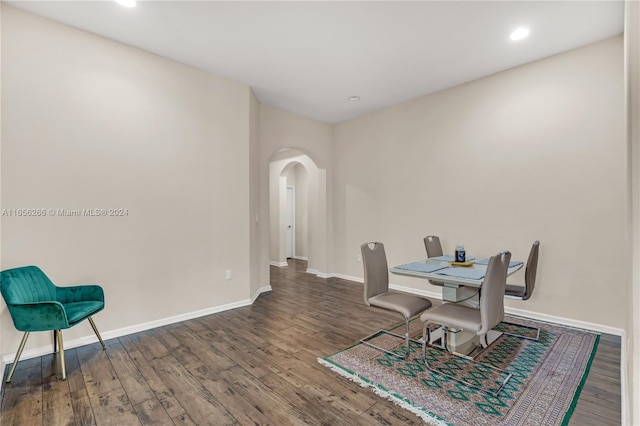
[305,269,332,278]
[329,273,363,282]
[250,285,272,303]
[502,306,624,336]
[270,261,288,267]
[1,285,273,367]
[293,256,308,261]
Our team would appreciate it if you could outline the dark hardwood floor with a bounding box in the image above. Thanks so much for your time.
[1,260,621,425]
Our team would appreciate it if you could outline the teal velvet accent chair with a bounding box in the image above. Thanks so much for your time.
[0,265,106,382]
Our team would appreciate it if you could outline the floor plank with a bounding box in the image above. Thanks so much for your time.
[132,397,173,425]
[105,339,156,406]
[66,349,97,426]
[0,259,622,425]
[1,358,44,426]
[41,353,74,426]
[147,354,236,425]
[119,334,189,420]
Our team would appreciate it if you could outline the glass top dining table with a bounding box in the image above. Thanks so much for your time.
[389,256,524,288]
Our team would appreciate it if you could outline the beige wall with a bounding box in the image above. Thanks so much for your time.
[259,106,333,170]
[333,36,627,329]
[1,6,252,355]
[249,90,266,297]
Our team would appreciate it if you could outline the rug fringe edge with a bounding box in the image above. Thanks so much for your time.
[317,357,449,426]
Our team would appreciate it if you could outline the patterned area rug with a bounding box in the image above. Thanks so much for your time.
[318,316,599,426]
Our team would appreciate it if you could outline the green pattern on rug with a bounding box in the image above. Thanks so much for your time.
[319,316,599,426]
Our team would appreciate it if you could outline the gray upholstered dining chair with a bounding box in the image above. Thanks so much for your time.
[423,235,445,287]
[505,240,539,301]
[361,242,433,359]
[419,251,513,395]
[501,240,541,340]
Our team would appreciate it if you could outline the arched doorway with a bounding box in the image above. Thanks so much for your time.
[269,149,328,276]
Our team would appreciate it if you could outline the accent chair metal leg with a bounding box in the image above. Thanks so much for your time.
[57,330,66,381]
[53,330,58,353]
[88,317,106,350]
[6,332,30,383]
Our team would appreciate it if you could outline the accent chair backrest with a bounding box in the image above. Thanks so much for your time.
[0,266,57,305]
[424,236,443,258]
[361,242,390,304]
[479,251,511,336]
[523,241,540,301]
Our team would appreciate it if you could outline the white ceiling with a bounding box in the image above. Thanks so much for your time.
[7,1,624,123]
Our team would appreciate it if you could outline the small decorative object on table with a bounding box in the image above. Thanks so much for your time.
[455,244,466,262]
[449,260,474,267]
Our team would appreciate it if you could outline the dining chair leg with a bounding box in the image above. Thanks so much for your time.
[359,316,421,361]
[53,330,58,353]
[422,322,430,358]
[422,329,427,361]
[88,317,106,350]
[499,321,540,341]
[57,330,66,381]
[6,332,30,383]
[442,326,450,352]
[404,318,411,357]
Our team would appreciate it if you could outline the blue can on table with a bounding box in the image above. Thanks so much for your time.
[455,245,466,262]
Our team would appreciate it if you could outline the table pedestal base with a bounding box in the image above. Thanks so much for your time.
[428,327,502,359]
[442,284,478,303]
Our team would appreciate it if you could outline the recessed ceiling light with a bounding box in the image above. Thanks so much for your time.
[115,0,136,7]
[510,27,530,41]
[348,96,360,101]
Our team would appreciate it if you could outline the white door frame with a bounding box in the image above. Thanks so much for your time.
[286,186,295,259]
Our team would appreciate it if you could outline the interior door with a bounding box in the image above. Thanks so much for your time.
[286,187,294,259]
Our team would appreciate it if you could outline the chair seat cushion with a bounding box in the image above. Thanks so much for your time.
[420,303,482,334]
[368,292,432,319]
[63,301,104,325]
[505,284,526,298]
